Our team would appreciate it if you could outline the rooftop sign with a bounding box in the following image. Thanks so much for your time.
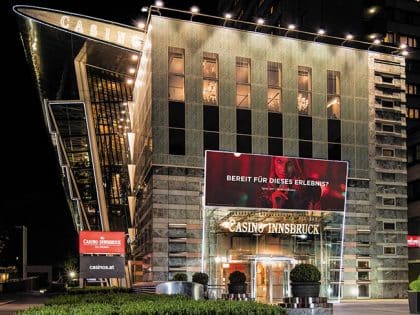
[15,6,144,51]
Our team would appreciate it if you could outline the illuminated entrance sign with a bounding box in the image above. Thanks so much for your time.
[205,151,348,212]
[15,7,144,51]
[221,220,320,235]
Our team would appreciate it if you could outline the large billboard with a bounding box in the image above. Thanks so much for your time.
[79,231,125,254]
[80,256,125,278]
[205,151,348,212]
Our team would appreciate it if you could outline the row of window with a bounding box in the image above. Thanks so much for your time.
[407,108,420,119]
[407,83,420,95]
[384,32,418,48]
[168,48,342,119]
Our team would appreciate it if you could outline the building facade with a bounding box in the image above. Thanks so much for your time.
[15,5,408,300]
[218,0,420,283]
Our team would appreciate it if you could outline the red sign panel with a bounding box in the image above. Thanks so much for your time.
[79,231,125,254]
[205,151,348,212]
[407,235,420,248]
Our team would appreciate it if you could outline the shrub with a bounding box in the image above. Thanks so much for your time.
[229,271,246,284]
[22,293,285,315]
[409,276,420,292]
[172,273,188,281]
[290,264,321,282]
[192,272,209,286]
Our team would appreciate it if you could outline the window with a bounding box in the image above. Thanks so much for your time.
[237,135,252,153]
[299,141,312,158]
[382,173,395,181]
[328,119,341,143]
[299,116,312,140]
[383,246,396,255]
[358,284,370,298]
[168,48,185,102]
[384,32,395,44]
[203,53,218,105]
[204,132,219,151]
[381,100,394,108]
[408,180,420,202]
[236,57,251,108]
[298,66,312,115]
[399,35,417,48]
[382,124,394,132]
[268,138,283,155]
[406,83,419,95]
[169,129,185,155]
[203,105,219,152]
[357,260,370,269]
[268,112,282,137]
[383,222,396,230]
[383,197,395,206]
[382,148,394,157]
[408,108,420,119]
[267,61,282,112]
[327,70,341,119]
[382,76,393,84]
[358,271,369,281]
[237,108,251,153]
[328,143,341,160]
[168,49,186,155]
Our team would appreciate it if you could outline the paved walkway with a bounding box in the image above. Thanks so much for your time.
[334,299,410,315]
[0,292,45,315]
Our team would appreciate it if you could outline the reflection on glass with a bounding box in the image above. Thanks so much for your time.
[357,260,370,269]
[203,53,218,105]
[298,66,311,115]
[237,84,251,107]
[169,48,185,101]
[327,71,340,119]
[236,57,251,108]
[268,62,282,112]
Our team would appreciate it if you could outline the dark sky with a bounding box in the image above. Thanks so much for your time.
[4,0,217,267]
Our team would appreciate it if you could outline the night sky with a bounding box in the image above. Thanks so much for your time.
[4,0,217,267]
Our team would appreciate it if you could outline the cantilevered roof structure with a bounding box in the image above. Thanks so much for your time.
[14,6,145,234]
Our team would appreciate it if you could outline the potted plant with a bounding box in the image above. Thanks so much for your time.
[409,275,420,314]
[290,263,321,297]
[228,271,247,294]
[172,273,188,281]
[192,272,209,298]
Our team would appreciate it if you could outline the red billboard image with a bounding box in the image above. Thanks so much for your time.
[79,231,125,254]
[407,235,420,248]
[205,151,348,212]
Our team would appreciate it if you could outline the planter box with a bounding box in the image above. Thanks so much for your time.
[291,282,320,297]
[409,291,420,314]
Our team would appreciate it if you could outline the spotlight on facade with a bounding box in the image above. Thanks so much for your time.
[399,43,407,49]
[288,24,296,30]
[126,78,134,85]
[345,34,354,40]
[317,28,325,35]
[128,68,136,74]
[155,0,164,7]
[224,13,232,19]
[68,271,76,279]
[137,21,145,29]
[257,18,265,25]
[368,34,376,39]
[373,38,381,45]
[368,7,376,14]
[131,54,139,61]
[190,6,199,14]
[402,50,409,56]
[141,6,148,12]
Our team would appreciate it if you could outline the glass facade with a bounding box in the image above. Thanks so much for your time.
[203,209,345,302]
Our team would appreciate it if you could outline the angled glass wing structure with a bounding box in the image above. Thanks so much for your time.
[14,6,145,234]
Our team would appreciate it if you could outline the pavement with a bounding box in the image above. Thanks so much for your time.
[0,292,45,315]
[334,299,411,315]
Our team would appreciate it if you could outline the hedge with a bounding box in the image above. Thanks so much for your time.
[22,293,284,315]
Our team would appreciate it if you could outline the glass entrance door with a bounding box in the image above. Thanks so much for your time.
[252,258,291,304]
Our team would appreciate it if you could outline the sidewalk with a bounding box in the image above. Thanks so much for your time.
[0,292,45,315]
[334,299,410,315]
